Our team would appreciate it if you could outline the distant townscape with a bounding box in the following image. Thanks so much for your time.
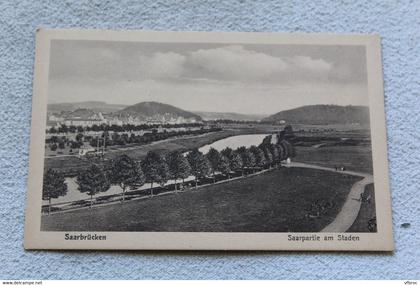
[47,101,201,130]
[47,101,370,130]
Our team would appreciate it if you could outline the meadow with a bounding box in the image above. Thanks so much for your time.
[41,167,360,232]
[293,145,373,174]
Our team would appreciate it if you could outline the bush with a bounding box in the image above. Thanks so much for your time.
[50,144,58,151]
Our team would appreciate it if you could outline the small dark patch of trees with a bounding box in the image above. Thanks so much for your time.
[76,164,111,208]
[141,151,169,197]
[187,149,212,188]
[42,169,68,214]
[206,148,221,183]
[110,155,145,201]
[166,150,191,192]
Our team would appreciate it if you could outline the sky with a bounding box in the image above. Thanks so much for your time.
[48,40,368,115]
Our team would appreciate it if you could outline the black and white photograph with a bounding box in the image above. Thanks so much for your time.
[24,30,393,250]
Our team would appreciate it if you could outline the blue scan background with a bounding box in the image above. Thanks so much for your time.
[0,0,419,279]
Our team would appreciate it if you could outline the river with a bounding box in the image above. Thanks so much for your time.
[199,134,270,153]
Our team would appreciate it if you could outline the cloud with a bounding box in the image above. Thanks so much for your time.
[188,45,288,81]
[137,45,332,83]
[290,56,332,72]
[52,42,333,83]
[139,52,186,78]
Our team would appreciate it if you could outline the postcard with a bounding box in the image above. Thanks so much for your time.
[24,29,393,250]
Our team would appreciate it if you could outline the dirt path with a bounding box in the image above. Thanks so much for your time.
[286,162,373,232]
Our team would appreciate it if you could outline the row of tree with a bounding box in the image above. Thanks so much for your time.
[88,127,222,148]
[46,127,222,152]
[47,122,207,134]
[42,137,295,214]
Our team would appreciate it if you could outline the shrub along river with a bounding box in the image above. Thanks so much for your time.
[43,133,271,205]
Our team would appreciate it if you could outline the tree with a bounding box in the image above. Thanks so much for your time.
[102,131,110,148]
[58,140,65,149]
[277,143,287,162]
[219,155,231,179]
[281,140,296,158]
[206,148,221,183]
[237,146,256,175]
[260,135,274,146]
[220,147,234,159]
[75,133,84,142]
[50,143,58,151]
[42,169,68,214]
[270,144,280,167]
[260,146,273,168]
[112,132,120,142]
[58,124,68,133]
[141,151,169,197]
[229,151,243,174]
[91,124,100,132]
[49,136,58,144]
[110,155,145,202]
[249,145,266,171]
[283,125,295,140]
[76,164,110,208]
[69,125,77,133]
[187,149,211,188]
[166,150,191,191]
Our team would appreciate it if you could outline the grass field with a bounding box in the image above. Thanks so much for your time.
[41,167,360,232]
[347,184,376,232]
[294,145,373,174]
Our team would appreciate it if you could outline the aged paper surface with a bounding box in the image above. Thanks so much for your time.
[24,29,393,251]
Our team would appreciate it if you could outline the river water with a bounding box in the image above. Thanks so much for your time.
[199,134,270,153]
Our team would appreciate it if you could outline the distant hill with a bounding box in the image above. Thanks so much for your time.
[48,101,126,113]
[66,108,97,118]
[118,101,202,121]
[262,105,370,125]
[194,111,266,121]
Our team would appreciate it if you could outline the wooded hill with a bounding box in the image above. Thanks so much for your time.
[262,105,370,125]
[48,101,126,113]
[118,101,202,121]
